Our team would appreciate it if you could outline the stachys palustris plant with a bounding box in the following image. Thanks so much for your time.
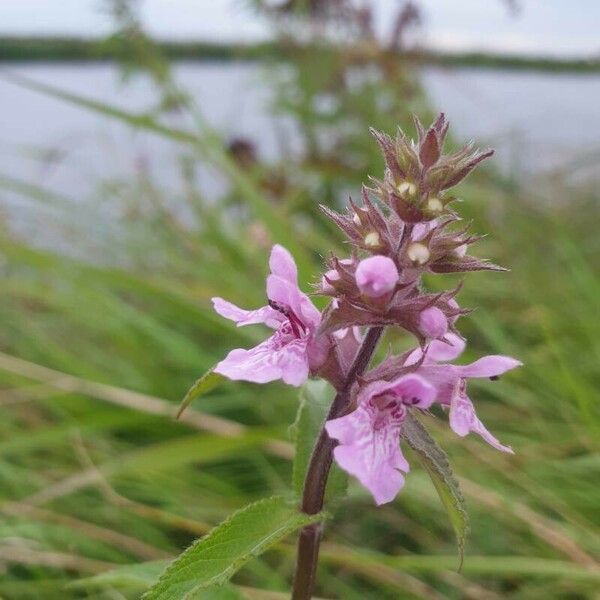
[143,115,521,600]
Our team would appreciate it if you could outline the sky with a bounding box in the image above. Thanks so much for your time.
[0,0,598,57]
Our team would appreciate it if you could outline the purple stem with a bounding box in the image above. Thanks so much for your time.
[291,326,384,600]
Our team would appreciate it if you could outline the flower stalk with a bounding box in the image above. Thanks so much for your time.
[209,114,521,599]
[292,326,384,600]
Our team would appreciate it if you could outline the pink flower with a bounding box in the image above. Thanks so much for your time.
[326,374,436,505]
[355,255,399,298]
[418,306,448,339]
[212,245,327,387]
[408,335,521,452]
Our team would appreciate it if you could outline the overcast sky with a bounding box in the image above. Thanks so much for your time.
[0,0,597,57]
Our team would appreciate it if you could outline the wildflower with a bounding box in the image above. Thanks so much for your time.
[397,180,417,197]
[355,255,399,298]
[325,374,436,505]
[364,231,382,249]
[212,245,327,386]
[426,196,444,213]
[407,242,430,265]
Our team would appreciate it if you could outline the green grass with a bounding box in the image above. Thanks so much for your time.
[0,53,598,600]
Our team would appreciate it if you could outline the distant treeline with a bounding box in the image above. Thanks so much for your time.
[1,36,598,73]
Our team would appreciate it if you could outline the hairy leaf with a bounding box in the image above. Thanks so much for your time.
[142,496,324,600]
[292,380,347,502]
[403,413,468,568]
[177,369,225,418]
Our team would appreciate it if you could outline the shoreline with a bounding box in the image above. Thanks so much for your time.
[0,37,598,73]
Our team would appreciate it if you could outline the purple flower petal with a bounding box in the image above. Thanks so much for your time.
[327,392,411,505]
[414,364,459,405]
[267,274,320,329]
[388,374,436,409]
[269,244,298,284]
[333,444,407,505]
[405,333,466,366]
[325,412,361,446]
[214,333,309,387]
[449,387,513,453]
[457,355,522,378]
[212,297,282,328]
[268,245,320,326]
[418,307,448,339]
[427,333,466,362]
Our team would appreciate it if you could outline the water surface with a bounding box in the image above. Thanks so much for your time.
[1,61,598,205]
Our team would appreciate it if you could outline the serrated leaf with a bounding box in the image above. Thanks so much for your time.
[403,413,468,568]
[292,381,347,503]
[177,369,225,418]
[142,496,324,600]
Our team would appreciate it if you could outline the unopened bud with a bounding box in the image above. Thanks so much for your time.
[426,197,443,213]
[407,242,430,265]
[364,231,381,249]
[397,181,417,197]
[355,255,399,298]
[352,212,362,226]
[419,307,448,339]
[321,269,340,294]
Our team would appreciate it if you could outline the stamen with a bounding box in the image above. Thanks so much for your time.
[268,299,306,338]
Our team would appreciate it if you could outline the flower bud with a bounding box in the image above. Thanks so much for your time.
[397,181,417,197]
[364,231,382,249]
[407,242,430,265]
[355,255,399,298]
[426,197,443,213]
[419,307,448,339]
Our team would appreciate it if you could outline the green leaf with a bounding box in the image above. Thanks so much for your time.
[73,562,298,599]
[177,369,225,419]
[403,413,468,568]
[142,496,324,600]
[71,560,168,593]
[292,380,347,503]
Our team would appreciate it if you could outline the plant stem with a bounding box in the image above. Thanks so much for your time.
[291,326,384,600]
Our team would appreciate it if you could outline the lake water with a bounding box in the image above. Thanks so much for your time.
[1,61,599,209]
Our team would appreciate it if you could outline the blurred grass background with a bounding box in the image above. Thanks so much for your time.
[0,1,599,598]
